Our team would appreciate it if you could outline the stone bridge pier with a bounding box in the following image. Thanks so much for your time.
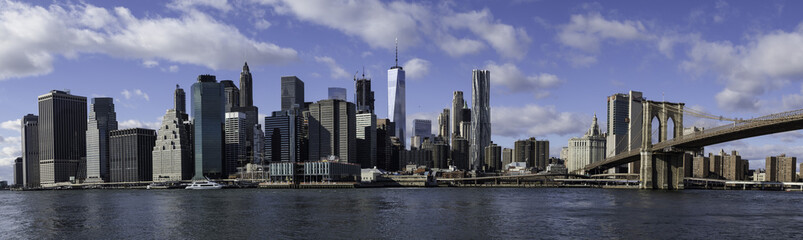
[640,100,685,190]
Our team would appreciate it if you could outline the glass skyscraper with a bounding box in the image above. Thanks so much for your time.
[86,97,117,182]
[388,45,406,147]
[191,75,224,179]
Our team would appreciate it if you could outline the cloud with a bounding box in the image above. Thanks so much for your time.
[0,0,297,80]
[492,104,587,138]
[565,54,598,67]
[169,0,232,12]
[255,19,272,30]
[680,25,803,112]
[557,12,648,52]
[1,119,20,132]
[485,62,563,98]
[441,8,531,59]
[121,89,149,101]
[168,65,179,72]
[402,58,430,80]
[314,56,350,79]
[142,60,159,68]
[118,119,161,130]
[437,35,485,57]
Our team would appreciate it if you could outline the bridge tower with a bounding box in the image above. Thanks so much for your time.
[640,101,685,189]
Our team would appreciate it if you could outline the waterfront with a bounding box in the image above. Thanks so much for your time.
[1,188,802,239]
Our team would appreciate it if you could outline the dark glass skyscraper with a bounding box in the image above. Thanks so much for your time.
[355,74,375,114]
[221,80,240,113]
[264,110,302,163]
[86,97,118,182]
[38,90,87,184]
[175,85,186,116]
[109,128,156,182]
[21,114,38,187]
[281,76,305,111]
[191,75,224,179]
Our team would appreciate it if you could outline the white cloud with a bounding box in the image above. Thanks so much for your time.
[565,54,597,68]
[485,62,563,98]
[402,58,430,80]
[168,65,179,72]
[1,119,20,132]
[255,19,271,30]
[492,104,587,138]
[557,12,648,52]
[314,56,350,79]
[118,119,161,130]
[121,89,149,101]
[441,8,531,59]
[169,0,232,12]
[142,60,159,68]
[0,1,297,80]
[437,35,485,57]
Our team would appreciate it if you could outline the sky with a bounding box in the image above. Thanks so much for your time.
[3,0,803,181]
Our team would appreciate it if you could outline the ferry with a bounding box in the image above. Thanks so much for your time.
[185,179,223,190]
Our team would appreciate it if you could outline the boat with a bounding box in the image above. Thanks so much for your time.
[185,179,223,190]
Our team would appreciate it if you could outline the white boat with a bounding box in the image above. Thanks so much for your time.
[185,180,223,190]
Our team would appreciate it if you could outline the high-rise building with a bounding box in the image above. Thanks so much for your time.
[502,148,513,167]
[38,90,87,184]
[175,85,187,119]
[766,154,797,182]
[451,137,469,170]
[21,114,38,187]
[606,91,644,173]
[720,150,746,180]
[693,155,710,178]
[388,39,406,147]
[412,119,432,148]
[281,76,305,111]
[451,91,467,138]
[191,75,225,179]
[264,110,302,162]
[86,98,118,182]
[566,115,606,173]
[308,99,356,163]
[221,80,240,113]
[431,138,449,169]
[13,157,22,187]
[438,108,450,144]
[224,112,247,177]
[484,142,502,172]
[356,113,377,168]
[253,124,264,164]
[152,109,194,181]
[470,69,491,171]
[328,87,347,101]
[376,119,396,171]
[240,62,253,107]
[109,128,156,182]
[355,73,375,113]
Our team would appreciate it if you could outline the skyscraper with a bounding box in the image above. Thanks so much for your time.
[191,75,225,179]
[224,112,247,177]
[221,80,240,113]
[109,128,156,182]
[376,119,395,171]
[21,114,38,187]
[175,85,187,118]
[388,39,406,147]
[484,142,502,172]
[451,91,467,138]
[438,108,450,144]
[86,98,118,182]
[152,109,193,181]
[566,115,606,173]
[328,87,347,101]
[412,119,432,148]
[308,99,356,163]
[606,91,643,173]
[240,62,253,107]
[470,69,491,171]
[14,157,22,187]
[355,73,375,113]
[238,62,259,166]
[38,90,87,184]
[356,113,377,168]
[451,137,469,170]
[264,110,302,162]
[281,76,305,111]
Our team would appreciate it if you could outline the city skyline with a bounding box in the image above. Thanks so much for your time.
[4,1,803,181]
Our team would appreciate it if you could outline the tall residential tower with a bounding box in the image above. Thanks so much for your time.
[470,70,491,171]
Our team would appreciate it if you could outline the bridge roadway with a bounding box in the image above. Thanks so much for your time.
[584,108,803,172]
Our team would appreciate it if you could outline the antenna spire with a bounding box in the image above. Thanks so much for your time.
[395,37,398,67]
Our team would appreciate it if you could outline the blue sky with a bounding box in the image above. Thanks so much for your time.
[2,0,803,181]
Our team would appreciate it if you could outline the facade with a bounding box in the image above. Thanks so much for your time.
[412,119,432,148]
[253,124,264,164]
[432,139,449,169]
[152,109,194,181]
[191,75,225,179]
[766,155,797,182]
[606,91,644,173]
[451,137,469,170]
[281,76,305,111]
[388,53,406,147]
[438,108,450,144]
[356,113,377,168]
[470,69,491,171]
[328,87,347,101]
[221,80,240,112]
[224,112,247,177]
[566,115,606,173]
[21,114,38,187]
[693,156,710,178]
[308,99,356,163]
[451,91,467,138]
[264,110,302,162]
[238,63,259,166]
[721,150,746,180]
[484,142,502,172]
[354,74,375,113]
[14,157,22,187]
[502,148,513,167]
[240,62,254,107]
[109,128,156,182]
[38,90,87,184]
[376,119,396,171]
[86,98,118,182]
[174,85,187,119]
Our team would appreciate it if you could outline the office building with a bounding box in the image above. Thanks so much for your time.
[191,75,225,179]
[452,137,469,170]
[109,128,156,182]
[152,109,194,181]
[328,87,347,101]
[502,148,513,167]
[38,90,87,184]
[484,142,502,172]
[240,62,254,107]
[221,80,240,112]
[308,99,356,163]
[376,119,396,171]
[238,63,259,165]
[470,69,491,171]
[21,114,38,187]
[355,73,375,113]
[14,157,22,187]
[412,119,432,148]
[86,98,118,182]
[388,40,406,146]
[566,115,606,173]
[224,112,247,177]
[432,138,449,169]
[606,91,644,173]
[281,76,305,111]
[766,154,797,182]
[175,85,187,120]
[451,91,467,138]
[438,108,450,143]
[356,113,377,168]
[253,124,264,164]
[264,110,302,162]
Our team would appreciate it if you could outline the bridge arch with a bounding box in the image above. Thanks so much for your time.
[642,101,684,149]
